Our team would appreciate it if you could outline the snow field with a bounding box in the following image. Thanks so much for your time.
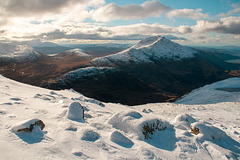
[0,75,239,159]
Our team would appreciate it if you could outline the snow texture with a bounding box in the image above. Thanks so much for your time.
[0,75,239,159]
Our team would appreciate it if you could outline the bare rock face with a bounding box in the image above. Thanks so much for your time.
[66,102,84,121]
[12,119,45,133]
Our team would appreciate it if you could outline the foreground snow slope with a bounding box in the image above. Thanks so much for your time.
[0,75,239,159]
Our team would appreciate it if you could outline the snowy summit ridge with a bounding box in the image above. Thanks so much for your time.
[90,36,195,65]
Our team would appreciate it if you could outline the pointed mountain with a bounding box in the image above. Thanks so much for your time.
[89,36,195,66]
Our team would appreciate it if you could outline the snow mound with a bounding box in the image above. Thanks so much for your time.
[80,129,100,142]
[190,122,228,141]
[107,110,172,140]
[110,130,134,147]
[66,102,84,121]
[176,77,240,104]
[0,43,41,61]
[172,114,197,130]
[90,36,195,65]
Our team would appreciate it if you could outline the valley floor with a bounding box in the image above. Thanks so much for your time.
[0,75,239,159]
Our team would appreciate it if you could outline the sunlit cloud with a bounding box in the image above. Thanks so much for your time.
[167,8,209,20]
[91,0,172,22]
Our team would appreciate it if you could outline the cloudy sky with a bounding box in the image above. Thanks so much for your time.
[0,0,240,46]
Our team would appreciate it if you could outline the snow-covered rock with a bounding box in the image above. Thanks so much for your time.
[90,36,196,65]
[172,114,197,130]
[110,130,134,147]
[66,102,84,121]
[12,118,45,133]
[176,77,240,104]
[80,129,100,142]
[107,110,172,140]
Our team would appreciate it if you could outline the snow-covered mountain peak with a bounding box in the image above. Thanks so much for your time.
[90,36,196,65]
[0,44,33,55]
[0,43,41,61]
[132,36,166,49]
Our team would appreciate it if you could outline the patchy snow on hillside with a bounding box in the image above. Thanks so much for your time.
[64,48,91,57]
[63,67,117,80]
[176,77,240,105]
[0,75,239,159]
[0,43,41,61]
[90,36,196,65]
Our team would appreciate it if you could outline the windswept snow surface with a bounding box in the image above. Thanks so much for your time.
[90,36,196,65]
[0,75,239,159]
[0,44,41,61]
[176,77,240,105]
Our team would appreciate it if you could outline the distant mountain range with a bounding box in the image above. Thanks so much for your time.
[33,43,71,55]
[0,37,239,105]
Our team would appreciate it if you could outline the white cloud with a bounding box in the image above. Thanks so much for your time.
[166,8,208,20]
[91,0,172,22]
[175,17,240,35]
[178,25,192,34]
[192,16,240,34]
[110,23,174,36]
